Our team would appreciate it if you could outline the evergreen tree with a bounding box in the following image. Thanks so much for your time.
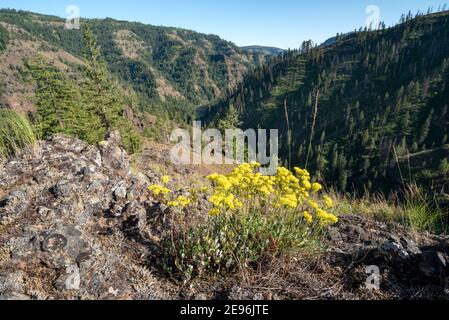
[217,104,241,132]
[28,29,143,153]
[439,158,449,177]
[418,110,433,145]
[81,25,142,152]
[0,81,7,107]
[81,26,120,131]
[28,55,101,141]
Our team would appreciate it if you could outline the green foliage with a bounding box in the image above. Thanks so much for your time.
[28,54,104,144]
[81,26,143,153]
[216,104,241,132]
[27,28,143,153]
[0,109,36,161]
[163,210,323,280]
[439,158,449,175]
[401,196,446,233]
[0,9,261,123]
[0,24,9,52]
[328,186,447,233]
[0,81,8,108]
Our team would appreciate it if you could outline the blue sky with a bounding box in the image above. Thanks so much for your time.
[1,0,448,48]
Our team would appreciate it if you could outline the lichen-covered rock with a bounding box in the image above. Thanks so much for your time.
[419,251,449,278]
[98,131,129,173]
[323,216,449,299]
[0,132,174,300]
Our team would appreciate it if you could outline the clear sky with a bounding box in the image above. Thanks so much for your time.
[1,0,448,48]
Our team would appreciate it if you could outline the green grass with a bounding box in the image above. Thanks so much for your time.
[0,109,36,161]
[401,196,446,233]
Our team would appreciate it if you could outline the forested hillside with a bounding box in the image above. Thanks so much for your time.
[0,9,262,122]
[206,10,449,195]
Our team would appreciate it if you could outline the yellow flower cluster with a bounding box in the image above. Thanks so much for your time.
[148,164,338,226]
[206,163,338,226]
[148,174,188,208]
[148,184,171,197]
[168,195,191,208]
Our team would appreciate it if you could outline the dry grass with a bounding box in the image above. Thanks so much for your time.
[329,189,399,222]
[114,29,147,60]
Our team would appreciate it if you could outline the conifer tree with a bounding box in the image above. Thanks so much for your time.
[28,55,79,138]
[81,25,142,153]
[217,104,241,132]
[0,81,7,107]
[28,55,104,143]
[81,26,120,131]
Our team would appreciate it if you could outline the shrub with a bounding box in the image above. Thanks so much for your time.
[148,163,337,279]
[0,109,36,161]
[163,208,324,280]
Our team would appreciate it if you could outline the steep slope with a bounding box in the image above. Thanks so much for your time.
[0,9,262,119]
[207,11,449,195]
[0,21,84,113]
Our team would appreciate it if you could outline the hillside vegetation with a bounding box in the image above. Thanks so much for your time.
[0,9,264,122]
[207,10,449,196]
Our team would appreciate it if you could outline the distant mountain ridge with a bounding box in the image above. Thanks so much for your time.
[0,9,264,120]
[241,45,284,56]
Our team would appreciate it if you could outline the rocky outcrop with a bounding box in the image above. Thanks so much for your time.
[222,216,449,301]
[0,132,174,300]
[324,215,449,299]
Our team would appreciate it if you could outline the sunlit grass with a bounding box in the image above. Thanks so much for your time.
[0,109,36,162]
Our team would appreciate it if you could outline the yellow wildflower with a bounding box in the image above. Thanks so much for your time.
[279,194,298,209]
[154,163,339,226]
[168,201,179,207]
[209,208,221,216]
[148,184,171,197]
[311,182,323,192]
[303,211,313,224]
[323,195,334,208]
[177,195,191,207]
[162,175,170,184]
